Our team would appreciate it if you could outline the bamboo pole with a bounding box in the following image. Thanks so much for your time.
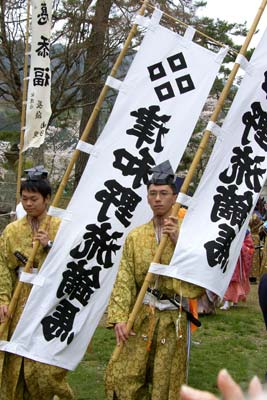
[0,0,149,338]
[143,1,237,56]
[16,0,31,205]
[111,0,267,362]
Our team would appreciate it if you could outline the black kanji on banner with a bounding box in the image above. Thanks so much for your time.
[126,106,171,153]
[41,299,79,345]
[262,71,267,98]
[36,35,50,58]
[204,73,267,273]
[204,223,236,273]
[33,67,50,87]
[211,184,253,229]
[37,3,49,25]
[147,52,195,102]
[242,102,267,151]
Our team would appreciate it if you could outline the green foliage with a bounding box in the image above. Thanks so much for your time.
[68,286,266,399]
[0,131,20,144]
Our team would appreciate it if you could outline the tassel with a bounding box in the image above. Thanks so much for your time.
[146,304,156,351]
[176,287,183,340]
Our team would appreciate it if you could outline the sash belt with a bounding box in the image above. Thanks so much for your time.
[147,287,201,327]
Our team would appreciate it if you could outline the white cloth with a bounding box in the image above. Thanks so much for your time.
[149,27,267,298]
[23,0,52,151]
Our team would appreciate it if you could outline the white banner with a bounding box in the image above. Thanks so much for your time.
[0,18,226,369]
[23,0,52,151]
[150,27,267,298]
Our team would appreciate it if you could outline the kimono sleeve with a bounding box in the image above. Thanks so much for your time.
[172,278,205,299]
[0,228,16,305]
[106,233,137,326]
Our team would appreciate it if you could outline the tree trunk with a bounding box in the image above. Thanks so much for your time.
[74,0,113,186]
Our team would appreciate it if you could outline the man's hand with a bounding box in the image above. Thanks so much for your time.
[114,322,135,346]
[0,304,9,323]
[162,216,179,244]
[34,229,50,248]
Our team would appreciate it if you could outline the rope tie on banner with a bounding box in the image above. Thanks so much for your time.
[134,14,151,28]
[19,271,45,287]
[76,140,95,155]
[183,26,195,42]
[206,121,222,138]
[47,206,72,221]
[106,76,124,92]
[235,54,254,75]
[135,7,163,30]
[176,193,192,208]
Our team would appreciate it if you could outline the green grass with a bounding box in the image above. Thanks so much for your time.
[68,285,267,399]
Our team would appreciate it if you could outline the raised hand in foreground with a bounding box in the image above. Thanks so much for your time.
[180,369,264,400]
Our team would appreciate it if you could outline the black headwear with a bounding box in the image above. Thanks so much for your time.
[24,165,48,181]
[148,160,177,191]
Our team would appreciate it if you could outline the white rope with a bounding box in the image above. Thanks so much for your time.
[0,211,16,218]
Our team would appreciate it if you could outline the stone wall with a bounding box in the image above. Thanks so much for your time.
[0,169,17,233]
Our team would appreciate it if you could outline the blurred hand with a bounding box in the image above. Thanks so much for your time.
[180,369,264,400]
[114,322,135,346]
[0,304,9,323]
[162,216,179,244]
[34,229,50,247]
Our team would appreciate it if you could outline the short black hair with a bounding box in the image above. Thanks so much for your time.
[20,179,52,199]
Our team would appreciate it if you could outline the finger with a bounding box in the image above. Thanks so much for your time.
[248,376,263,398]
[115,330,121,346]
[0,307,8,322]
[217,369,244,400]
[167,215,178,221]
[116,330,126,345]
[180,385,218,400]
[115,325,127,345]
[118,325,129,342]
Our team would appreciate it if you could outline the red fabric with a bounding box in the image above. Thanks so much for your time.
[224,233,254,303]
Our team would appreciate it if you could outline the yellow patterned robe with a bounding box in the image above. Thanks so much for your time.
[249,213,263,278]
[0,215,74,400]
[105,220,203,400]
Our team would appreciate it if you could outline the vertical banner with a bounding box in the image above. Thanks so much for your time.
[0,19,227,369]
[150,28,267,298]
[23,0,52,151]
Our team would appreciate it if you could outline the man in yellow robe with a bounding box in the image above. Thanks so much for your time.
[0,166,74,400]
[105,161,203,400]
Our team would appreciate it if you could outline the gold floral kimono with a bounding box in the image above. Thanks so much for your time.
[105,220,203,400]
[0,215,74,400]
[249,212,264,278]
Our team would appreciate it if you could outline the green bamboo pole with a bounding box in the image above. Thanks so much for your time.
[0,0,149,339]
[111,0,267,362]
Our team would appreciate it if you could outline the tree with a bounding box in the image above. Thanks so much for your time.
[0,0,250,188]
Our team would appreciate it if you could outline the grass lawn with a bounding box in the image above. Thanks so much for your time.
[68,284,266,399]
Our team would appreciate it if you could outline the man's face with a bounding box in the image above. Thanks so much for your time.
[21,190,49,218]
[147,184,177,217]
